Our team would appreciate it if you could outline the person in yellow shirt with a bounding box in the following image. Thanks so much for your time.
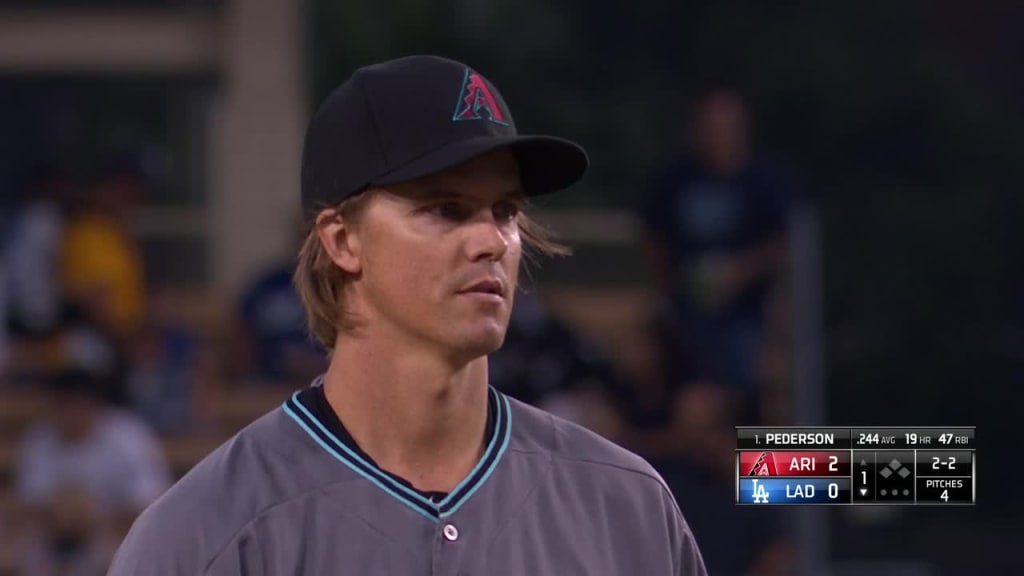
[60,163,147,342]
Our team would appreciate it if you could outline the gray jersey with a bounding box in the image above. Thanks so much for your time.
[108,385,706,575]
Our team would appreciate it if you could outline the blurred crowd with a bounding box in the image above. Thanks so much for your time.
[0,87,794,576]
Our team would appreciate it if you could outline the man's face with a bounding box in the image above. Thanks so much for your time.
[340,150,524,363]
[694,91,749,174]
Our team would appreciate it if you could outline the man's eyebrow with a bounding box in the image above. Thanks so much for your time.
[495,189,526,205]
[423,188,463,200]
[412,187,526,202]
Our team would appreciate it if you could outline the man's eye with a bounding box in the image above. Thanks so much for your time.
[493,203,520,222]
[430,202,470,221]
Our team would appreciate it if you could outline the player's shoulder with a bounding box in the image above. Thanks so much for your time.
[110,406,316,573]
[506,395,671,493]
[505,396,706,574]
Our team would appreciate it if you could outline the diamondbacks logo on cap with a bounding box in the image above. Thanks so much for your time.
[452,68,509,126]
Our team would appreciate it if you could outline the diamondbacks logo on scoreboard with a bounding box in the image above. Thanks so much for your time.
[749,451,778,476]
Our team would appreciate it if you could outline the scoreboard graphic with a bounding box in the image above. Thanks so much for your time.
[735,427,975,506]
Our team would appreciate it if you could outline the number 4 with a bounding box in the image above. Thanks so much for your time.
[941,490,949,502]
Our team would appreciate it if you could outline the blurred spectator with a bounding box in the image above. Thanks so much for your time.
[0,313,124,400]
[51,316,125,403]
[59,157,148,344]
[0,164,73,382]
[490,290,606,406]
[126,289,221,436]
[650,382,792,576]
[50,157,150,405]
[3,164,71,340]
[16,485,115,576]
[641,87,790,417]
[488,290,627,437]
[230,224,327,387]
[609,316,689,457]
[13,369,171,575]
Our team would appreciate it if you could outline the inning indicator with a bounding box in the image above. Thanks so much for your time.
[736,427,975,506]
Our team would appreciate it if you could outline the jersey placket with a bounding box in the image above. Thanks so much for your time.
[432,514,468,576]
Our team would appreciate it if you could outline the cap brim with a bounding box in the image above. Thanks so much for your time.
[370,135,588,196]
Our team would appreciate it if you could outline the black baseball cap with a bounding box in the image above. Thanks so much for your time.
[301,55,589,212]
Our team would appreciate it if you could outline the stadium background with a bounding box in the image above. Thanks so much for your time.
[0,1,1020,574]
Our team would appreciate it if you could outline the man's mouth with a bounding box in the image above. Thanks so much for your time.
[461,278,505,297]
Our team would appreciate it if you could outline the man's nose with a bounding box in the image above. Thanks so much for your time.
[464,214,510,262]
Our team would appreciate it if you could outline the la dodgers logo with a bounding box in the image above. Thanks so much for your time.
[452,69,509,126]
[752,479,770,503]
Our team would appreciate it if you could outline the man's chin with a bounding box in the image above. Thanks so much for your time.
[448,324,508,360]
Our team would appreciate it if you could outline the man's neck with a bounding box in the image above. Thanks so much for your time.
[322,338,490,494]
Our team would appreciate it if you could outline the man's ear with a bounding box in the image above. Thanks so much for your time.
[316,208,362,275]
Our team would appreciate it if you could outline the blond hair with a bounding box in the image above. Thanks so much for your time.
[293,194,570,349]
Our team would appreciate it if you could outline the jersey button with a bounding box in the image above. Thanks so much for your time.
[442,523,459,542]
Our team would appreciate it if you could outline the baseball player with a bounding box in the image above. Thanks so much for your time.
[108,55,707,576]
